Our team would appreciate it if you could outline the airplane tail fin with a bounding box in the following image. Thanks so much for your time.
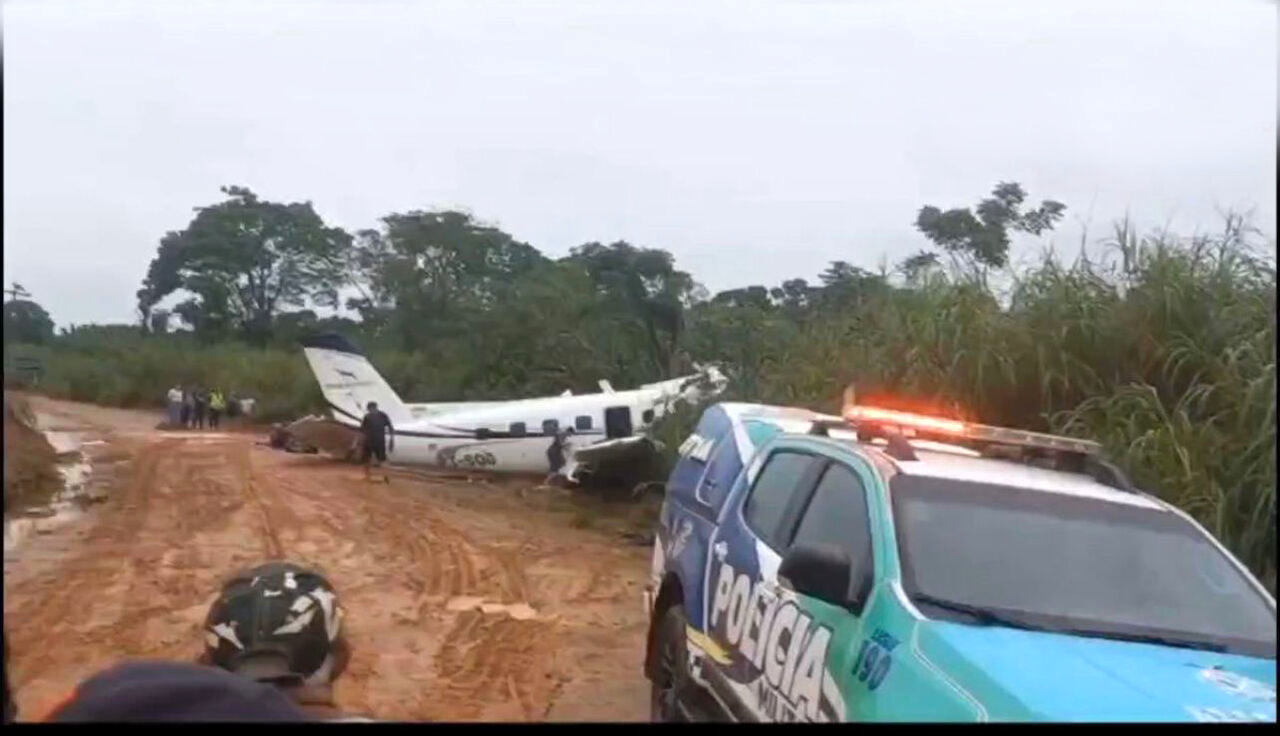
[300,334,413,427]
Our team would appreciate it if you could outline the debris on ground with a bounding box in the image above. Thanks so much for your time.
[264,422,320,454]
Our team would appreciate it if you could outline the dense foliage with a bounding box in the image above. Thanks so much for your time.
[4,185,1274,589]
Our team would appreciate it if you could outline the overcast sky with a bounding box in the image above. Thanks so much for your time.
[4,0,1276,327]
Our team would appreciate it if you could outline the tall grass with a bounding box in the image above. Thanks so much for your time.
[6,219,1275,588]
[696,219,1275,590]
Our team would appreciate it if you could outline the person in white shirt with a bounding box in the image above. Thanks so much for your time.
[166,385,183,429]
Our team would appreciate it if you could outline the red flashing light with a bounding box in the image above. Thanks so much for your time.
[843,405,967,435]
[839,393,1102,457]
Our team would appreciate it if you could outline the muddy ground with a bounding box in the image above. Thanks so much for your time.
[2,393,63,514]
[3,396,655,721]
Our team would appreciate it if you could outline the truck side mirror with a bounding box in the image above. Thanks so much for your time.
[778,543,853,606]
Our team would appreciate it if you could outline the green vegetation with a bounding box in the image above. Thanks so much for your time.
[3,184,1274,589]
[4,282,55,346]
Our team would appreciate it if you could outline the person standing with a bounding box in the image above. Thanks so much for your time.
[181,388,194,429]
[359,401,394,483]
[544,426,572,484]
[208,389,226,429]
[192,387,209,430]
[166,385,183,429]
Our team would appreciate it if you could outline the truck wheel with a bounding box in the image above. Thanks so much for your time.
[650,603,691,722]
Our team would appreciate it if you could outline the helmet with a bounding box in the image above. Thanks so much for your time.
[201,561,350,687]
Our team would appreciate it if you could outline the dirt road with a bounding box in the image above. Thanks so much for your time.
[4,397,654,721]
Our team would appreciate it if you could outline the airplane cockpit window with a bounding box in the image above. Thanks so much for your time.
[509,422,526,437]
[542,419,560,435]
[575,415,593,431]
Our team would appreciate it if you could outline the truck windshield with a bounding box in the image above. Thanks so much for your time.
[890,475,1276,659]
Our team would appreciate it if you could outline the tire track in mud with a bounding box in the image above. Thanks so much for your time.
[7,436,300,689]
[253,460,560,720]
[4,435,237,711]
[6,437,173,649]
[7,404,652,722]
[429,611,557,721]
[274,466,492,602]
[115,438,276,657]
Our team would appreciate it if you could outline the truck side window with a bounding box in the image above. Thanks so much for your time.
[743,451,814,550]
[789,463,874,610]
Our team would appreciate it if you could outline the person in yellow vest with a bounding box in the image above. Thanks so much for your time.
[208,389,227,429]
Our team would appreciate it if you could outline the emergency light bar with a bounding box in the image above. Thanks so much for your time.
[840,403,1102,457]
[820,386,1133,491]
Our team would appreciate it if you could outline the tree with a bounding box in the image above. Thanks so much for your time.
[898,250,941,284]
[815,260,889,310]
[565,241,699,377]
[712,285,773,310]
[770,278,817,315]
[351,210,547,349]
[3,299,55,344]
[136,186,352,342]
[915,182,1066,271]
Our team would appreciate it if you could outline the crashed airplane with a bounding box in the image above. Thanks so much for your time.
[288,334,728,482]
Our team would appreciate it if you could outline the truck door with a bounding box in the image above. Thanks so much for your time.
[769,460,880,722]
[699,447,824,721]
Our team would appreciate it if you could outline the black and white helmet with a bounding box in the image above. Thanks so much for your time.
[202,562,349,687]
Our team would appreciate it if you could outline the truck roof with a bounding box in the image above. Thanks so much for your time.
[710,401,1164,511]
[883,444,1166,510]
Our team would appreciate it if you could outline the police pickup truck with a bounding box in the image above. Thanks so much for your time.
[642,401,1276,722]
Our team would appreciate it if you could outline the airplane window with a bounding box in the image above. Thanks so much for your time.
[542,419,559,435]
[509,422,526,437]
[575,415,592,431]
[642,409,655,424]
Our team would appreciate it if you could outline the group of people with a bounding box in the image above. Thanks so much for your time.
[4,560,369,722]
[166,385,228,430]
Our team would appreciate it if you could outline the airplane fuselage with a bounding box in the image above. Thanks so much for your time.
[296,334,726,479]
[327,380,694,474]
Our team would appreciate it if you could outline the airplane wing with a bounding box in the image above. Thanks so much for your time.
[572,436,659,463]
[564,435,663,483]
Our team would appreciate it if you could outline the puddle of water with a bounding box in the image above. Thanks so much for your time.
[4,428,95,554]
